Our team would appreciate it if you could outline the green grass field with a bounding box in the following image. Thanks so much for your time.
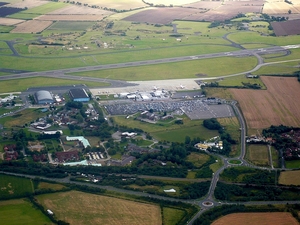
[0,108,45,128]
[246,144,269,166]
[19,2,67,14]
[0,199,53,225]
[71,56,257,81]
[0,77,109,93]
[285,160,300,169]
[186,152,211,168]
[253,63,300,76]
[227,31,300,46]
[47,21,96,31]
[217,75,266,89]
[0,174,34,199]
[113,115,218,142]
[162,207,186,225]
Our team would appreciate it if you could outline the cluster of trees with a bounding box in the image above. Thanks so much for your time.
[203,118,237,156]
[215,182,300,201]
[220,167,276,185]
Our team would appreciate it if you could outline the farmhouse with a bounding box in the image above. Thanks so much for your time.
[69,88,90,102]
[34,90,54,105]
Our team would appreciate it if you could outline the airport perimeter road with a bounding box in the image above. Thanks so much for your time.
[0,44,296,86]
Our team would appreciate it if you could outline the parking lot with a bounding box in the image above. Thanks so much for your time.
[104,99,234,120]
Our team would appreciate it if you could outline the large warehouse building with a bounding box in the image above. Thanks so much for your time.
[69,88,90,102]
[34,90,54,105]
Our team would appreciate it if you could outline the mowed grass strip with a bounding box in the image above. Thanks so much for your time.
[0,174,34,199]
[0,199,53,225]
[36,190,162,225]
[211,212,299,225]
[279,170,300,186]
[247,144,269,166]
[285,159,300,169]
[72,56,257,81]
[253,63,300,75]
[0,77,109,93]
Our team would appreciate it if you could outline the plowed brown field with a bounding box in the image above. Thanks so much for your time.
[230,77,300,129]
[11,20,52,33]
[212,212,298,225]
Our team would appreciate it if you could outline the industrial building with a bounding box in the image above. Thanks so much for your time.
[69,88,90,102]
[34,90,54,105]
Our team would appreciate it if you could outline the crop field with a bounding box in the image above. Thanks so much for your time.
[184,2,262,21]
[247,144,269,166]
[36,14,106,21]
[263,2,298,14]
[148,0,198,6]
[0,17,23,25]
[0,199,53,225]
[47,5,114,15]
[0,174,33,199]
[72,56,257,81]
[37,190,162,225]
[47,21,95,31]
[0,6,24,17]
[279,170,300,185]
[67,0,147,10]
[11,20,52,33]
[212,212,299,225]
[7,0,49,9]
[123,7,202,24]
[183,1,222,9]
[229,76,300,130]
[271,19,300,36]
[19,1,68,14]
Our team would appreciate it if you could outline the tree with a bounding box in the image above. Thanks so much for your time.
[288,9,292,14]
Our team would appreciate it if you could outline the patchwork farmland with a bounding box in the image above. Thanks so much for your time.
[230,77,300,130]
[271,19,300,36]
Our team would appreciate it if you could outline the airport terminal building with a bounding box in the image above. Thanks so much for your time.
[34,90,54,105]
[69,88,90,102]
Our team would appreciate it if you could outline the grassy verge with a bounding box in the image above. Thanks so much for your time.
[0,199,53,225]
[0,77,109,93]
